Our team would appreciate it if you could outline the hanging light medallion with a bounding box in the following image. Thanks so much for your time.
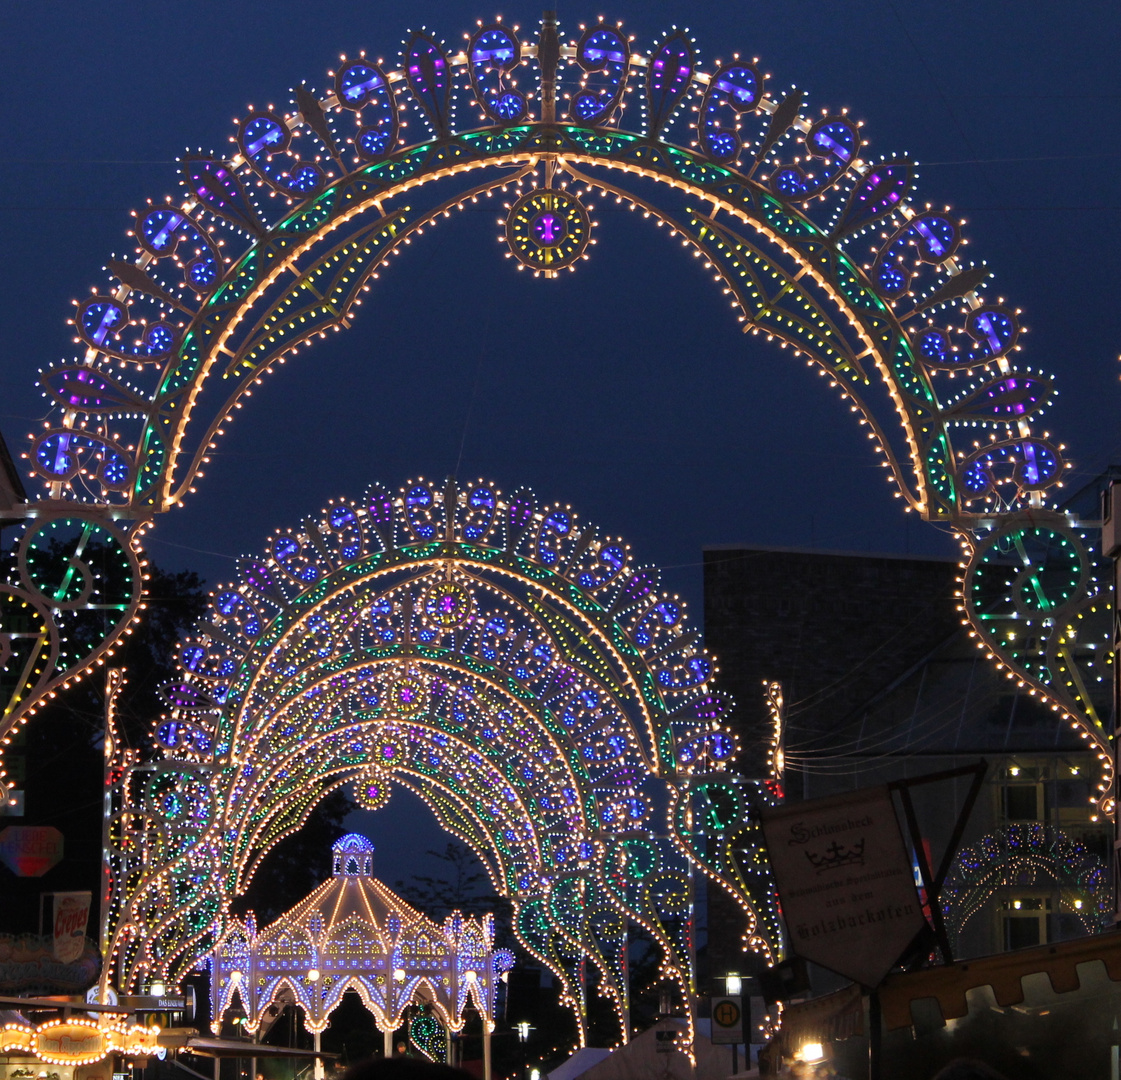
[389,667,428,718]
[354,766,392,811]
[504,187,593,276]
[422,577,476,630]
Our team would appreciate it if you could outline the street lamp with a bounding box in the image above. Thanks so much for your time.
[725,974,742,996]
[516,1021,533,1080]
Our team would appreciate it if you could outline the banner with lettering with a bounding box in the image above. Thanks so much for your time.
[761,786,925,988]
[52,891,92,963]
[0,932,101,994]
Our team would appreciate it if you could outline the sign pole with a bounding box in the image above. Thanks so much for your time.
[868,989,882,1080]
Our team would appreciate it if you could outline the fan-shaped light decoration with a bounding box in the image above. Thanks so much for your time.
[941,823,1111,952]
[103,479,779,1048]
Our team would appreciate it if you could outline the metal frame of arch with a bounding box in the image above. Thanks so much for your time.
[0,10,1113,1016]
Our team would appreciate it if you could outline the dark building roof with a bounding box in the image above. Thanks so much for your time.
[702,545,1082,777]
[0,426,26,510]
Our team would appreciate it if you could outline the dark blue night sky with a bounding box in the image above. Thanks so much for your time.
[2,3,1119,868]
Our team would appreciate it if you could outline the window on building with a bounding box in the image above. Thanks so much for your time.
[1002,784,1040,820]
[1004,916,1041,950]
[1003,897,1049,949]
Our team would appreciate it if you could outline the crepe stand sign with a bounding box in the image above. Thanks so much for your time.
[761,786,925,988]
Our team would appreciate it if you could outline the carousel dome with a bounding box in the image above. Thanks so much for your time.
[210,833,513,1042]
[332,833,375,876]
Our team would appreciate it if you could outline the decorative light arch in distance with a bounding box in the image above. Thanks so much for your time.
[103,477,779,1047]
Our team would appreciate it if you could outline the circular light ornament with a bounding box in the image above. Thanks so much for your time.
[389,669,427,717]
[422,579,475,630]
[505,188,592,276]
[354,767,392,811]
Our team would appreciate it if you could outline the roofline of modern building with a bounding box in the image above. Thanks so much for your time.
[0,425,27,505]
[702,542,957,564]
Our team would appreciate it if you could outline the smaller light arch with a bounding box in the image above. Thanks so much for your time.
[106,478,780,1047]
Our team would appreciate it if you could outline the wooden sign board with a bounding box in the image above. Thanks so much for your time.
[761,786,925,988]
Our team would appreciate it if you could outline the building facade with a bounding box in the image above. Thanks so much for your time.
[701,546,1111,983]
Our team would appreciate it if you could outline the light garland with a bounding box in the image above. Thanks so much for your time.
[0,1016,159,1067]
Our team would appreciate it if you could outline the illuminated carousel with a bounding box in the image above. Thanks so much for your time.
[211,834,514,1075]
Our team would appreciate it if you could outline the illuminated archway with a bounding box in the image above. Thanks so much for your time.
[942,823,1111,952]
[103,478,776,1046]
[0,17,1110,869]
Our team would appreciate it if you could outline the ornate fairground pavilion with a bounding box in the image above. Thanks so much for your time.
[0,10,1111,1061]
[211,834,514,1076]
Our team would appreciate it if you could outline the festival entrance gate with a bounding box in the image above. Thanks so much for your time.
[0,10,1112,1039]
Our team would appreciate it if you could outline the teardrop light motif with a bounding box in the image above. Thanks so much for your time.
[506,488,536,546]
[159,681,219,712]
[236,557,288,606]
[43,366,144,414]
[833,161,912,238]
[698,63,760,162]
[571,25,629,125]
[335,60,399,160]
[238,113,324,197]
[468,24,526,123]
[137,205,220,289]
[460,484,497,542]
[872,214,959,297]
[964,307,1019,364]
[946,374,1051,422]
[646,29,695,135]
[959,440,1061,498]
[403,30,452,135]
[182,156,263,236]
[365,483,396,542]
[75,297,127,349]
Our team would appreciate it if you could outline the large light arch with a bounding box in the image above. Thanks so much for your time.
[0,16,1111,870]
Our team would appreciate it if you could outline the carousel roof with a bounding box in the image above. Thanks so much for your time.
[257,833,432,941]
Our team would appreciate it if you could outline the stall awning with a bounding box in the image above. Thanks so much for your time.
[777,931,1121,1043]
[176,1036,339,1060]
[878,931,1121,1029]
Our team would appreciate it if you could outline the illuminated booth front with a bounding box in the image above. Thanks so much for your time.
[210,835,513,1074]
